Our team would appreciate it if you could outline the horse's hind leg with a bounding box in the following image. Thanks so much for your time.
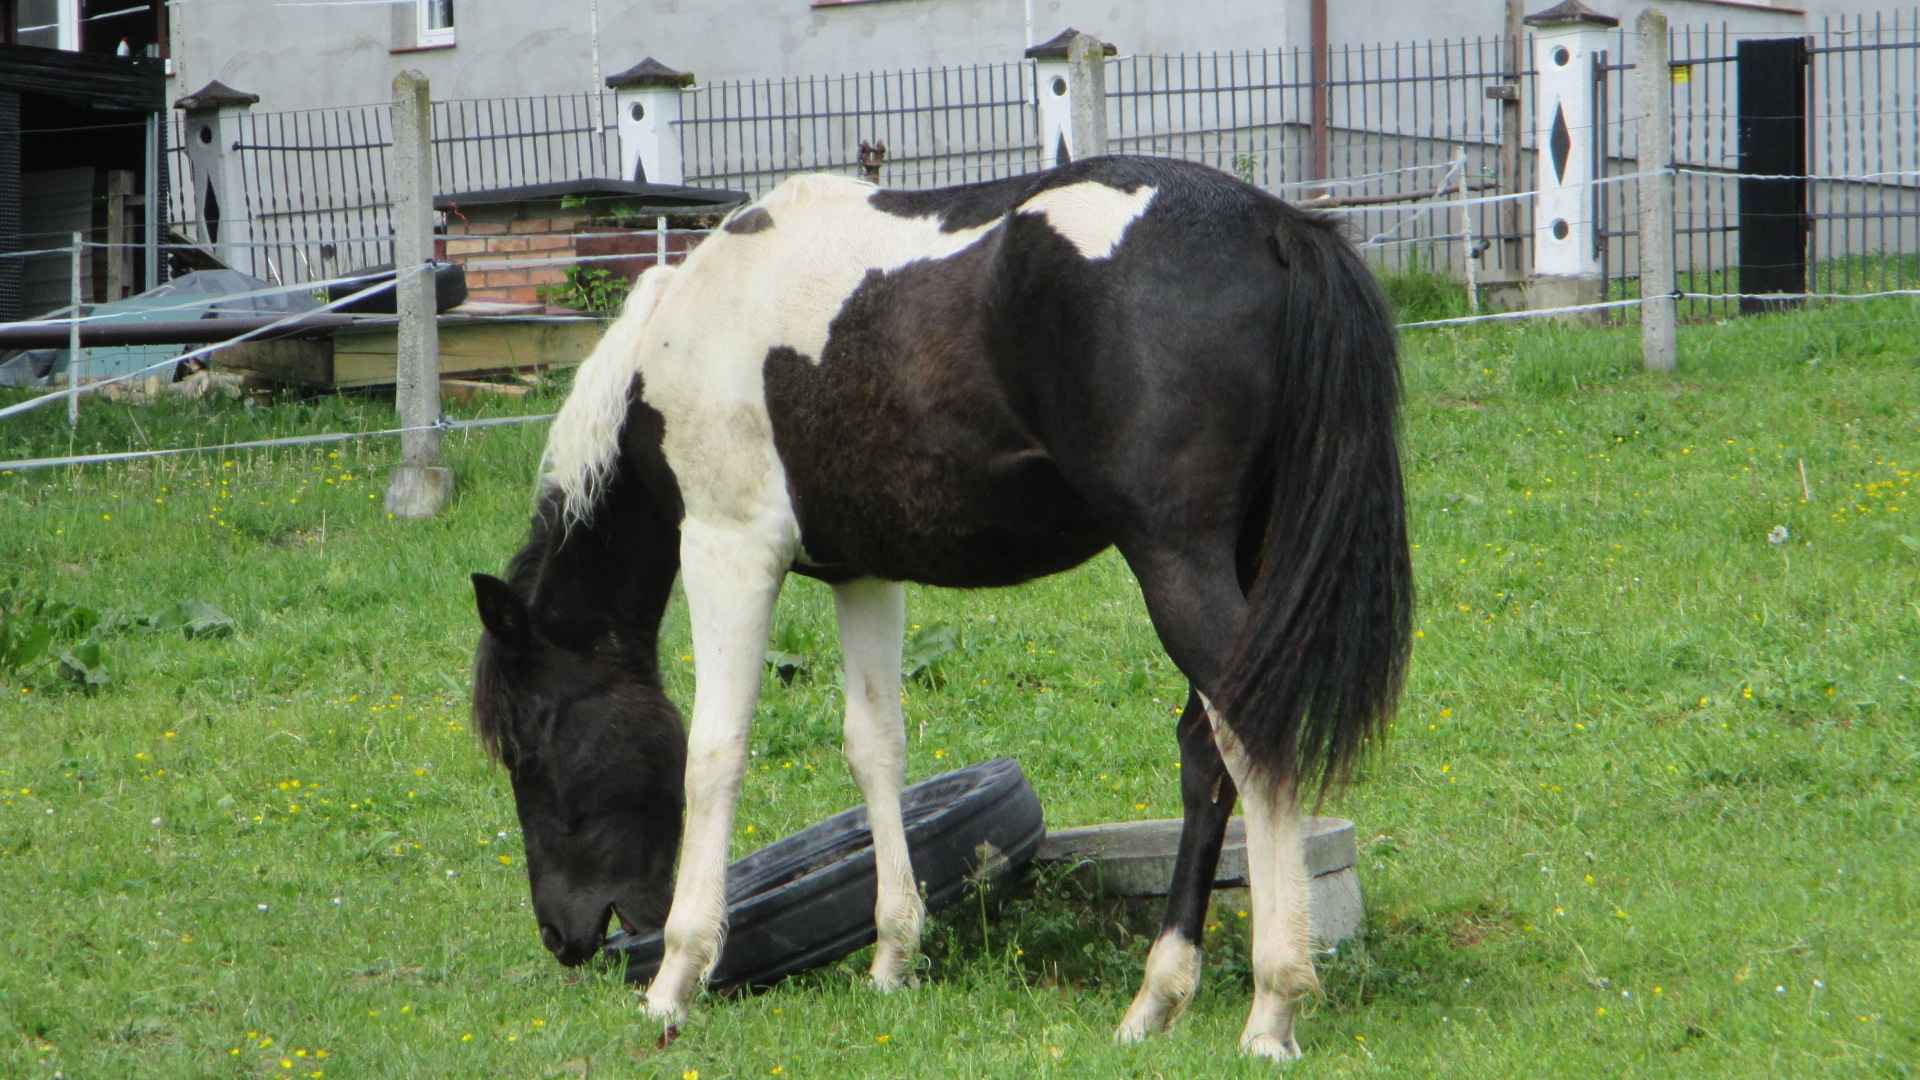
[1203,697,1314,1060]
[1121,541,1317,1060]
[1110,542,1247,1043]
[832,578,925,990]
[1116,685,1238,1042]
[644,520,787,1026]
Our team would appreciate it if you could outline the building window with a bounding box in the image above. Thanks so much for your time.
[417,0,453,48]
[15,0,78,50]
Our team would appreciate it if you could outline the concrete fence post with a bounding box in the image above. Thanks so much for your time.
[1636,8,1677,372]
[384,69,453,520]
[1026,28,1115,166]
[1522,0,1618,313]
[608,58,694,185]
[174,80,260,277]
[68,232,82,428]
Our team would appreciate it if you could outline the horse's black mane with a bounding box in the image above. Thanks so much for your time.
[470,489,568,766]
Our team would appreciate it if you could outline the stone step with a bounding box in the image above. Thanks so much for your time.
[1034,817,1364,946]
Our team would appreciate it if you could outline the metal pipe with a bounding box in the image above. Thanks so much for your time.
[0,313,354,350]
[68,233,82,426]
[1311,0,1328,188]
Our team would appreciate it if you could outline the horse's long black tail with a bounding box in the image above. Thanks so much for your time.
[1214,208,1413,799]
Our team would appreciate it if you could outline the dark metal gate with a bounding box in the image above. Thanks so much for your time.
[1736,38,1810,311]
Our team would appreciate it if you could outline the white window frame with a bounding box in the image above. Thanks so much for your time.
[17,0,81,51]
[416,0,454,48]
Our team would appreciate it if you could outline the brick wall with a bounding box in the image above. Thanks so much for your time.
[439,201,712,307]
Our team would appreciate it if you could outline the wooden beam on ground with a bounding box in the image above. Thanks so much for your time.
[439,377,530,404]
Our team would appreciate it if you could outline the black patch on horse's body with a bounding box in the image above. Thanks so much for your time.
[769,156,1290,590]
[723,207,774,235]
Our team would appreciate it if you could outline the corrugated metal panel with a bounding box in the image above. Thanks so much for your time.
[0,89,19,321]
[21,167,94,315]
[155,112,170,286]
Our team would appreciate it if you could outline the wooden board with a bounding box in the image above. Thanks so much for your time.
[327,317,602,389]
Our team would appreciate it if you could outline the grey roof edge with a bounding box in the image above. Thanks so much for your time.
[1522,0,1621,28]
[174,79,260,111]
[434,178,747,212]
[605,57,695,89]
[1023,28,1118,60]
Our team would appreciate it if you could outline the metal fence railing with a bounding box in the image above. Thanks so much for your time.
[677,62,1043,194]
[143,10,1920,310]
[166,92,617,286]
[1104,38,1534,278]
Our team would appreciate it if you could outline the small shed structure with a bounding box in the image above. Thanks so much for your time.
[0,29,168,320]
[435,179,746,304]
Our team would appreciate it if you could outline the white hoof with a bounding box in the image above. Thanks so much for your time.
[642,965,695,1026]
[1240,1031,1303,1062]
[1115,991,1180,1043]
[1115,930,1200,1043]
[641,990,687,1027]
[869,943,918,992]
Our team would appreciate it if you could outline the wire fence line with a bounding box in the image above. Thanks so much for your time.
[0,413,554,474]
[0,266,415,423]
[8,270,1917,474]
[129,11,1920,305]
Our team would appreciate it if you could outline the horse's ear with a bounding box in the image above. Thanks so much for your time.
[472,573,532,652]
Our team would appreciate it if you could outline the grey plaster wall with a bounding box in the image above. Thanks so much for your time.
[168,1,1896,116]
[168,1,1296,113]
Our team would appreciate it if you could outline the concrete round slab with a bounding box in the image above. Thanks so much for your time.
[1034,817,1364,946]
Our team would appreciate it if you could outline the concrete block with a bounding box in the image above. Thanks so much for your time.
[384,464,454,519]
[1036,817,1363,945]
[1525,274,1606,320]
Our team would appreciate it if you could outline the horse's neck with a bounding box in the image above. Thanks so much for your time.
[526,491,681,677]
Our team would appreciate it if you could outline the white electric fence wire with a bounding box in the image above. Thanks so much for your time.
[1679,166,1920,184]
[0,267,418,422]
[1363,158,1466,246]
[1396,297,1647,330]
[0,414,554,473]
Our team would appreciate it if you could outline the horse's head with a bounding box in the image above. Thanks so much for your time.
[470,572,686,966]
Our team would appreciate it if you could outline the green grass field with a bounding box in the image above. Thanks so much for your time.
[1,291,1916,1078]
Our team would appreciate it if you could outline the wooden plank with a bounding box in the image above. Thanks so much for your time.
[105,170,135,302]
[210,338,334,387]
[439,377,531,404]
[0,44,165,112]
[329,319,600,389]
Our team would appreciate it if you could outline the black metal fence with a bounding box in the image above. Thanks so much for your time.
[168,92,616,285]
[160,10,1920,303]
[1102,40,1532,278]
[677,62,1043,193]
[1588,11,1920,318]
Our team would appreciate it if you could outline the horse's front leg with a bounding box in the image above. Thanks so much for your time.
[643,520,786,1025]
[832,578,924,991]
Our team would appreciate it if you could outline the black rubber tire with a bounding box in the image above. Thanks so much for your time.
[604,757,1045,990]
[324,261,467,314]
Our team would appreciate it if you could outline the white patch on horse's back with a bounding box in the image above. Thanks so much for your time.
[622,172,1001,536]
[1017,181,1157,260]
[541,263,679,526]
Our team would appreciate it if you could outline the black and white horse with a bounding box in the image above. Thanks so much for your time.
[471,155,1412,1060]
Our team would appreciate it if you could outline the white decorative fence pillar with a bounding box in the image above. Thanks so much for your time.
[174,80,260,277]
[1025,28,1115,167]
[608,58,693,185]
[1522,0,1618,310]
